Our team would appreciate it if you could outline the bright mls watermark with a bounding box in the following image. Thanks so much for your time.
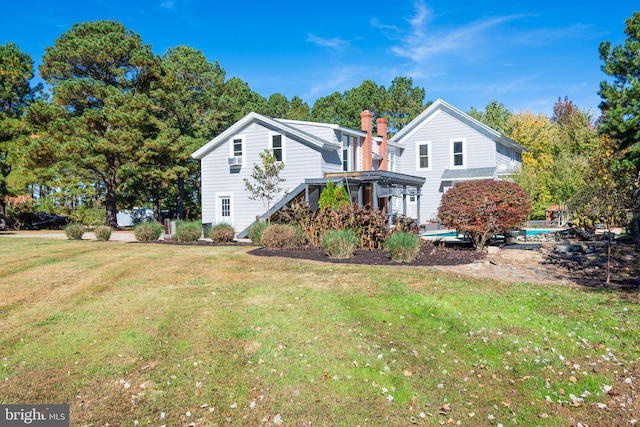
[1,405,69,426]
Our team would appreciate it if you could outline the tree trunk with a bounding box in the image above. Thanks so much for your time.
[177,177,185,220]
[104,179,118,228]
[0,196,6,231]
[104,155,119,228]
[153,197,162,223]
[266,201,271,226]
[632,209,640,243]
[606,229,612,284]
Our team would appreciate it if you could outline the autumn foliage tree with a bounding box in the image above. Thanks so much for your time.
[438,180,532,251]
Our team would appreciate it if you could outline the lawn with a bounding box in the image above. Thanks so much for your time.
[0,237,638,426]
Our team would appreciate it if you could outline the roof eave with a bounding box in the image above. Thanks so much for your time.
[192,112,339,159]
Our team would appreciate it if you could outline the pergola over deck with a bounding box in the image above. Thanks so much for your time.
[304,170,426,225]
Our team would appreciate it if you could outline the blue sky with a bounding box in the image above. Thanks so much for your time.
[3,1,636,117]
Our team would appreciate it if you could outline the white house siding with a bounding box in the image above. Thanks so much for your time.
[200,121,333,233]
[321,150,343,174]
[279,121,371,173]
[495,142,522,174]
[395,109,500,224]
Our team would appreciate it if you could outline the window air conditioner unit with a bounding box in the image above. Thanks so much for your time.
[228,156,242,166]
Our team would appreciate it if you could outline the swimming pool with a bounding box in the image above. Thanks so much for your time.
[526,228,567,236]
[422,228,567,238]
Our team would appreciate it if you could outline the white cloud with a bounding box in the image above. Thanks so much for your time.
[160,1,174,9]
[370,17,401,35]
[306,33,350,51]
[509,24,593,45]
[383,1,527,64]
[305,66,361,99]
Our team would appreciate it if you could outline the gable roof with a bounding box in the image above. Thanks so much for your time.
[275,118,367,138]
[276,118,402,148]
[191,112,341,160]
[389,99,524,151]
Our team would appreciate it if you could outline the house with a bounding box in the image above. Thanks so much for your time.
[387,99,524,223]
[191,99,524,235]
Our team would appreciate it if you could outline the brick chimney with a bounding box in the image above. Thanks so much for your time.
[376,117,388,171]
[360,110,373,171]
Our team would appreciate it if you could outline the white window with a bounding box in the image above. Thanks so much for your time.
[416,142,431,170]
[229,134,245,166]
[269,132,285,162]
[355,136,361,171]
[342,133,350,171]
[388,148,396,172]
[216,193,233,225]
[450,138,466,168]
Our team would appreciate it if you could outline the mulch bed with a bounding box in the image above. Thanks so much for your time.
[133,238,485,267]
[249,244,485,266]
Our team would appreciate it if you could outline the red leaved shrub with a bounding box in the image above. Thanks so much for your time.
[437,180,531,251]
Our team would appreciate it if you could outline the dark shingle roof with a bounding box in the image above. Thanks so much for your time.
[441,167,497,181]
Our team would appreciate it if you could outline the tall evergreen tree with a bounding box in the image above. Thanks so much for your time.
[310,77,426,134]
[220,77,268,123]
[384,76,426,135]
[0,42,41,228]
[286,96,310,120]
[138,45,226,220]
[32,20,160,228]
[265,93,289,118]
[310,91,344,125]
[598,11,640,172]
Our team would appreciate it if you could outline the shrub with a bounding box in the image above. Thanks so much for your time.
[64,224,85,240]
[394,215,420,234]
[176,220,202,243]
[261,224,298,249]
[4,195,36,230]
[385,232,422,262]
[438,180,531,251]
[278,202,389,250]
[133,222,163,241]
[318,181,350,210]
[322,229,358,259]
[246,221,267,244]
[70,204,105,227]
[210,223,235,244]
[94,226,112,241]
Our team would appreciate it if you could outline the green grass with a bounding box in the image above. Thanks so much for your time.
[0,236,638,426]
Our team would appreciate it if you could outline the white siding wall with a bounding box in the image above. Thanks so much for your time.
[200,121,337,233]
[396,110,499,224]
[495,142,523,174]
